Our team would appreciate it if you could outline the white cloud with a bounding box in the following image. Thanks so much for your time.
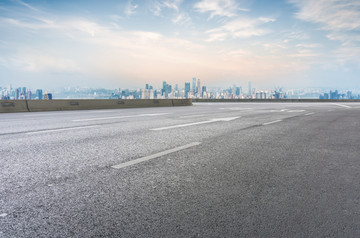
[288,49,320,58]
[194,0,247,19]
[335,46,360,67]
[125,0,138,16]
[163,0,183,11]
[150,0,183,16]
[150,1,162,16]
[205,17,275,41]
[9,51,79,73]
[14,0,39,12]
[290,0,360,32]
[283,31,309,41]
[290,0,360,67]
[295,43,321,48]
[172,13,191,24]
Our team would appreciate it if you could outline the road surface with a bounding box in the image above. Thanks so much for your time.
[1,102,360,237]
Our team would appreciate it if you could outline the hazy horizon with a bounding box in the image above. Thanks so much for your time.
[0,0,359,89]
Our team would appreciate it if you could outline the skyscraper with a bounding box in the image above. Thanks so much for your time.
[248,82,252,96]
[162,81,168,98]
[197,78,201,95]
[202,86,206,93]
[185,82,190,98]
[192,77,196,93]
[36,89,43,100]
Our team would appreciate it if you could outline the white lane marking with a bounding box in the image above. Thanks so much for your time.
[219,107,252,111]
[25,125,98,135]
[332,103,352,108]
[72,113,169,122]
[305,112,314,116]
[150,117,240,131]
[262,120,282,126]
[280,109,288,112]
[112,142,202,169]
[287,110,305,113]
[180,114,205,118]
[0,213,8,218]
[91,110,119,113]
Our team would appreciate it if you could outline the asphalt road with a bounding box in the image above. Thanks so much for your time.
[1,102,360,237]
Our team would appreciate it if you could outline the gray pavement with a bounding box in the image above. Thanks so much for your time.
[1,102,360,237]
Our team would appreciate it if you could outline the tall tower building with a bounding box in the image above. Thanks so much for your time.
[36,89,43,100]
[185,82,190,98]
[248,82,252,96]
[192,77,196,93]
[197,78,201,95]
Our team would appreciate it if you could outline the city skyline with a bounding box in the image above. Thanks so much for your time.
[2,79,360,100]
[0,0,359,89]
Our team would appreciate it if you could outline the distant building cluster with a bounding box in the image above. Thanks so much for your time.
[0,85,52,100]
[319,90,360,99]
[110,78,287,100]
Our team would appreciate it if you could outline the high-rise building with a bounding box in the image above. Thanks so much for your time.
[192,77,196,93]
[202,86,206,93]
[145,84,149,90]
[26,90,32,100]
[248,82,252,95]
[185,82,190,98]
[197,78,201,95]
[235,87,241,96]
[36,89,43,100]
[162,81,168,98]
[15,88,20,99]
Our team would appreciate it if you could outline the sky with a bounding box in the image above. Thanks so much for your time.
[0,0,359,90]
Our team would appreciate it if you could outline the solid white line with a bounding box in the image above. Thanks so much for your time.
[305,112,314,116]
[26,125,98,135]
[72,113,169,122]
[111,142,202,169]
[332,103,352,108]
[262,120,282,126]
[150,117,240,131]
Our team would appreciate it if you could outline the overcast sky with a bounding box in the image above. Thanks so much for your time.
[0,0,359,89]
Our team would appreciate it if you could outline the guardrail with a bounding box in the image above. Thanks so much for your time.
[192,99,360,102]
[0,99,192,113]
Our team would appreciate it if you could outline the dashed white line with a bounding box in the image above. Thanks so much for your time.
[180,114,205,118]
[262,120,282,126]
[72,113,169,122]
[111,142,202,169]
[332,103,352,108]
[150,117,240,131]
[25,125,98,135]
[219,107,252,111]
[287,110,305,113]
[305,112,314,116]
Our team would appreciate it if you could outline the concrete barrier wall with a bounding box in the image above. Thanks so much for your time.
[0,100,29,113]
[172,99,193,106]
[192,99,360,103]
[0,99,192,113]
